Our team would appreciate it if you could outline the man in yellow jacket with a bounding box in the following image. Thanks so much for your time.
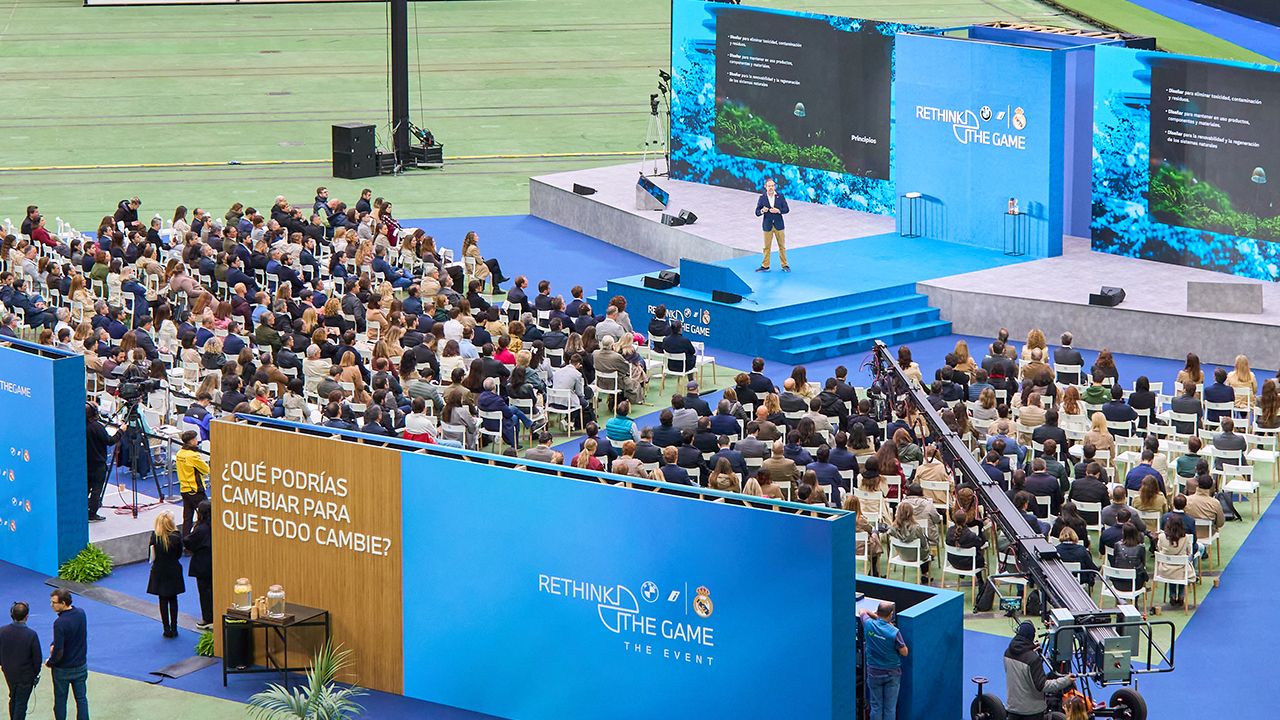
[175,430,209,537]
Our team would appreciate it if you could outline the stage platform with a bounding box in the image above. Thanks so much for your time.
[919,236,1280,366]
[607,233,1027,363]
[530,162,895,266]
[91,487,181,565]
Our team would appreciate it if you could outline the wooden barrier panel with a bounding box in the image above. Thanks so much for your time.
[210,421,404,692]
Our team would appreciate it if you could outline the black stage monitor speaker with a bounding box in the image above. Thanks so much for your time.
[1088,286,1126,307]
[572,183,596,195]
[643,270,681,290]
[678,209,698,225]
[712,290,743,304]
[661,213,686,227]
[332,122,376,179]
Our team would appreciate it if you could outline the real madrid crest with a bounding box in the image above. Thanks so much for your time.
[693,586,714,618]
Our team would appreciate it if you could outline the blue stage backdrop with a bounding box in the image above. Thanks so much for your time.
[669,0,924,214]
[1092,45,1280,280]
[0,340,87,575]
[400,450,857,719]
[894,31,1066,258]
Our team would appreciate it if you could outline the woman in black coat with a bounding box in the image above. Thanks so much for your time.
[147,511,186,638]
[945,509,987,585]
[183,500,214,630]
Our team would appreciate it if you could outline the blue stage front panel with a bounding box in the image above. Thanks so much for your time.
[400,453,856,719]
[0,343,87,575]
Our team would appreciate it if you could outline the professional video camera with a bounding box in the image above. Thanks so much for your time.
[118,378,162,403]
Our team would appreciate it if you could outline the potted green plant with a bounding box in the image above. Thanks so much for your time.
[246,642,365,720]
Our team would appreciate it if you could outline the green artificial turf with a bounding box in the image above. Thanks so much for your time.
[1046,0,1274,63]
[0,0,1093,229]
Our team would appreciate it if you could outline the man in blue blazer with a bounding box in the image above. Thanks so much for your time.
[754,178,790,272]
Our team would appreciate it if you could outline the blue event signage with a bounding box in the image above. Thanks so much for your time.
[400,451,856,719]
[893,32,1065,257]
[0,340,87,575]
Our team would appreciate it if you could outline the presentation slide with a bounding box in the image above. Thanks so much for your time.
[1149,57,1280,241]
[1091,46,1280,281]
[669,0,921,215]
[713,9,892,178]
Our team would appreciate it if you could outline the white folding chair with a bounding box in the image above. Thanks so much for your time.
[1220,464,1259,518]
[1099,565,1144,608]
[591,370,623,413]
[887,537,927,586]
[659,352,693,393]
[941,544,981,597]
[1149,552,1197,609]
[478,409,506,450]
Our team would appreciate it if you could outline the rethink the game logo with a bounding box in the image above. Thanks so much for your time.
[538,573,718,668]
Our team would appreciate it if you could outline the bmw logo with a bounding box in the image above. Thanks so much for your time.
[979,105,992,121]
[641,581,659,603]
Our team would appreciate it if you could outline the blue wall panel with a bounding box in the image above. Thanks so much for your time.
[400,452,856,719]
[0,342,87,575]
[894,34,1065,257]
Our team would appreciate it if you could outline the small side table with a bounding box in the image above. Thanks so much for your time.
[898,192,923,238]
[222,602,331,688]
[1002,211,1028,256]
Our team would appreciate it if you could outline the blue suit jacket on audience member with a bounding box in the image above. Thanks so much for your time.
[755,193,789,231]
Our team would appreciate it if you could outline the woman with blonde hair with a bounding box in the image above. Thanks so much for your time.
[887,502,933,585]
[844,495,882,575]
[147,511,186,638]
[973,387,998,421]
[742,477,765,497]
[337,351,369,403]
[571,438,604,471]
[1226,354,1257,408]
[953,338,977,377]
[707,456,741,493]
[1020,328,1047,362]
[196,373,222,405]
[1083,411,1115,454]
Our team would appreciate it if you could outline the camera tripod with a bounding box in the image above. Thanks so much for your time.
[106,401,169,519]
[641,71,671,178]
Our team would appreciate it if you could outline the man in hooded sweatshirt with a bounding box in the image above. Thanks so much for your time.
[1003,621,1075,719]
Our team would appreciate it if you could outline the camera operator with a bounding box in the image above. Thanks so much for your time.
[85,402,119,523]
[1004,621,1075,719]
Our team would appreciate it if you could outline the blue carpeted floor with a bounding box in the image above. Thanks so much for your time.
[401,214,664,299]
[1127,0,1280,61]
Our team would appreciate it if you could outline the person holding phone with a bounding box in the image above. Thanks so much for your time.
[755,178,790,272]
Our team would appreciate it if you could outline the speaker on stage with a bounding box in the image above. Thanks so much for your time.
[643,270,680,290]
[332,122,376,179]
[1088,286,1126,307]
[572,183,596,196]
[678,209,698,225]
[661,213,686,227]
[712,290,743,304]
